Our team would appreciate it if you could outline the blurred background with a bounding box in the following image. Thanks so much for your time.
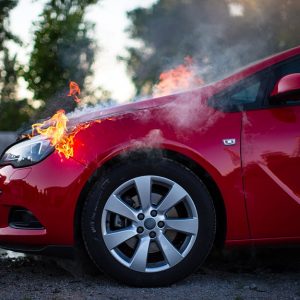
[1,0,300,150]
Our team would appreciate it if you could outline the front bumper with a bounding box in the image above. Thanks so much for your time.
[0,152,87,249]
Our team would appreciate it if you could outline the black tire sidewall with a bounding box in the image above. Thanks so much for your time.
[81,158,216,287]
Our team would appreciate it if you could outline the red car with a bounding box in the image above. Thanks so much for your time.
[1,46,300,286]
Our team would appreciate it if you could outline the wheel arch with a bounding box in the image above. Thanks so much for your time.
[74,148,227,250]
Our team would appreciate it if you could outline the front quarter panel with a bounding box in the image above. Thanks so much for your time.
[72,94,249,242]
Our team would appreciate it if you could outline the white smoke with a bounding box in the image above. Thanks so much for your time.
[130,129,164,149]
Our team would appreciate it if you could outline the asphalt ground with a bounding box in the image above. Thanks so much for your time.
[0,247,299,299]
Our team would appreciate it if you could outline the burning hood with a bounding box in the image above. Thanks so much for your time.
[67,94,180,127]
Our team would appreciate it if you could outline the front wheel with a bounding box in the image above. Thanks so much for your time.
[81,158,216,286]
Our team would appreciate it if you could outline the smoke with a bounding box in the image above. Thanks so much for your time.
[67,102,112,119]
[52,0,284,133]
[66,55,226,144]
[136,57,226,138]
[56,1,280,148]
[130,129,164,149]
[126,0,300,98]
[164,94,224,138]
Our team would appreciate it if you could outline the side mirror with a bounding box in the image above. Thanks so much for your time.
[270,73,300,103]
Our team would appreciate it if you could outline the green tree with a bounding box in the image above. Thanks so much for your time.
[0,49,33,131]
[124,0,300,95]
[0,0,32,131]
[0,0,20,51]
[24,0,99,116]
[1,48,17,103]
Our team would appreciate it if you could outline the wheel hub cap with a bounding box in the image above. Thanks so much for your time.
[144,218,156,230]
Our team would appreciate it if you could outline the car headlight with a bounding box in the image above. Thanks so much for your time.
[0,136,54,168]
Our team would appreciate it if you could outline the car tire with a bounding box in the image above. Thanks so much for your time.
[81,158,216,287]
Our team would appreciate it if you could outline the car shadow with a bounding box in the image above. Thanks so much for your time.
[204,247,300,274]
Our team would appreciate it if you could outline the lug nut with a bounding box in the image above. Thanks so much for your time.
[150,210,157,217]
[138,213,145,220]
[149,231,156,238]
[137,226,144,234]
[158,221,165,228]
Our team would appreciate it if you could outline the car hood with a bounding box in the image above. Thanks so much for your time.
[67,92,197,127]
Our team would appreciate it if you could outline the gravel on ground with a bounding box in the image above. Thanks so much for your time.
[0,247,299,300]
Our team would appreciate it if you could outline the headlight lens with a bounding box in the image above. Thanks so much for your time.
[0,136,54,168]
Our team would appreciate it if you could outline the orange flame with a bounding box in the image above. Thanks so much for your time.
[32,109,68,146]
[31,109,89,159]
[153,56,204,97]
[68,81,81,103]
[30,82,90,159]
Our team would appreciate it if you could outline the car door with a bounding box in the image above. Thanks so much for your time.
[242,56,300,240]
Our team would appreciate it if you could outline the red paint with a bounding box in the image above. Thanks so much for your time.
[271,73,300,97]
[1,46,300,250]
[242,105,300,239]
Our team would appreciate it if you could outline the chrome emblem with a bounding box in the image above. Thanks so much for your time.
[223,139,236,146]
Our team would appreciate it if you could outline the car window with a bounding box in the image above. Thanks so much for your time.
[230,81,261,104]
[209,74,266,112]
[210,55,300,112]
[275,56,300,78]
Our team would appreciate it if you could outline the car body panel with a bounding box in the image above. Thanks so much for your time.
[0,154,87,246]
[242,106,300,238]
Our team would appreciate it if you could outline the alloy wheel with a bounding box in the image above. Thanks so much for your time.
[101,175,199,273]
